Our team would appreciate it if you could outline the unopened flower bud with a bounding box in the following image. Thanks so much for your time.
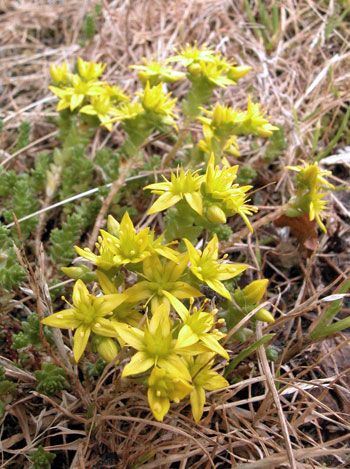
[206,205,227,224]
[188,63,201,75]
[61,265,96,282]
[254,307,274,323]
[95,337,119,363]
[242,279,268,305]
[227,65,251,81]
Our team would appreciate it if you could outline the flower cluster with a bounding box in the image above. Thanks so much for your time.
[49,57,178,132]
[49,58,128,130]
[286,161,334,232]
[145,154,258,230]
[198,99,278,159]
[168,43,251,88]
[43,45,283,425]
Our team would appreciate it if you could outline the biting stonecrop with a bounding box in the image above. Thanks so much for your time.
[145,153,258,231]
[42,208,273,423]
[286,161,334,232]
[43,45,288,423]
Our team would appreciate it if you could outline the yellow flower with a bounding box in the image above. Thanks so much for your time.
[147,367,193,421]
[309,190,329,233]
[196,154,258,230]
[241,279,268,305]
[234,279,274,323]
[167,43,216,67]
[123,254,202,314]
[144,167,204,215]
[109,101,144,122]
[41,280,126,362]
[97,270,143,327]
[77,57,106,80]
[131,59,185,86]
[117,305,192,380]
[75,211,178,269]
[136,82,178,126]
[187,353,229,423]
[102,84,129,103]
[49,75,104,111]
[286,161,334,232]
[171,298,229,359]
[286,161,334,192]
[223,185,258,232]
[80,95,116,130]
[184,234,249,300]
[239,96,279,137]
[50,63,71,85]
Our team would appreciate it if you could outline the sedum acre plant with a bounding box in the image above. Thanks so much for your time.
[41,46,336,424]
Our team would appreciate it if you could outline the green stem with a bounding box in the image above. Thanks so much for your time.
[224,333,275,377]
[315,105,350,161]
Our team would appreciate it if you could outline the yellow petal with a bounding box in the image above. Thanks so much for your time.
[190,386,206,423]
[200,333,229,359]
[148,193,181,214]
[176,325,198,349]
[117,323,144,349]
[162,291,189,321]
[41,309,80,329]
[204,372,229,391]
[184,192,203,216]
[73,324,91,362]
[92,318,120,337]
[158,355,191,381]
[148,388,170,422]
[122,351,154,377]
[72,279,89,306]
[205,279,231,300]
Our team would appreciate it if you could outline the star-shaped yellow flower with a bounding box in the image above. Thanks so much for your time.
[41,280,125,362]
[117,305,193,380]
[186,353,229,423]
[184,234,249,300]
[123,253,202,314]
[144,167,204,215]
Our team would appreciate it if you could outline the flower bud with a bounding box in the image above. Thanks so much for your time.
[206,205,227,224]
[188,63,201,75]
[107,215,120,236]
[242,279,268,305]
[95,337,119,363]
[227,65,251,81]
[61,265,96,282]
[254,307,274,323]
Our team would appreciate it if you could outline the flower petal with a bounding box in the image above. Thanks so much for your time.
[92,318,120,337]
[204,372,229,391]
[205,279,231,300]
[162,291,189,321]
[176,325,199,349]
[200,333,229,359]
[116,324,144,350]
[148,388,170,422]
[190,386,206,423]
[158,355,191,381]
[41,309,80,329]
[184,191,203,216]
[73,324,91,362]
[148,193,181,214]
[122,351,154,377]
[171,282,203,299]
[123,281,153,304]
